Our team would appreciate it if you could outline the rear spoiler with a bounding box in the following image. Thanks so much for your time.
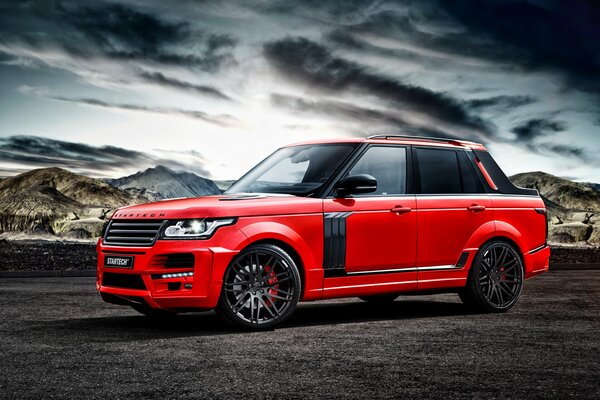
[473,150,538,196]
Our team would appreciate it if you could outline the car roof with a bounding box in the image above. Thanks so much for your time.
[286,135,487,150]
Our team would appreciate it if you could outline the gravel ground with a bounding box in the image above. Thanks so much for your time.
[0,239,599,272]
[0,239,96,271]
[0,271,599,399]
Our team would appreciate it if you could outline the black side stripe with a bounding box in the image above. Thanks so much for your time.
[323,212,352,270]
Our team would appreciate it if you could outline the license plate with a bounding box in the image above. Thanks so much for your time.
[104,255,134,269]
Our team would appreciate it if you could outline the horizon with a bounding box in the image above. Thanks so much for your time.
[1,1,599,181]
[1,164,597,186]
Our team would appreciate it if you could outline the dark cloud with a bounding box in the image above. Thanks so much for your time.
[0,1,237,72]
[0,136,212,178]
[137,71,232,100]
[512,119,567,141]
[271,93,450,137]
[273,1,600,91]
[439,0,600,91]
[540,143,586,159]
[466,95,537,112]
[47,94,239,127]
[264,37,493,138]
[0,135,149,174]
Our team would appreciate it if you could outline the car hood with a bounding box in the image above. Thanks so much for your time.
[111,194,323,219]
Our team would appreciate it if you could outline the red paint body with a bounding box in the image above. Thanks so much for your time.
[97,137,550,312]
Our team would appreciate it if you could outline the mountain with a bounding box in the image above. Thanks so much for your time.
[0,167,131,208]
[107,166,221,200]
[0,167,134,237]
[213,179,236,191]
[510,172,600,245]
[510,171,600,212]
[584,182,600,193]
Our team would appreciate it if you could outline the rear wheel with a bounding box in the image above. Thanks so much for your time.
[216,244,301,330]
[459,241,524,312]
[359,294,399,303]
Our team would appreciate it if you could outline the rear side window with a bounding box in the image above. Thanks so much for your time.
[347,146,407,195]
[415,148,461,194]
[457,151,484,193]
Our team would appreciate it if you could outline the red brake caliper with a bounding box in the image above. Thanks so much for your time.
[264,265,279,308]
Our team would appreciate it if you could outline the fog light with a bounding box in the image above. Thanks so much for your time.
[161,272,194,279]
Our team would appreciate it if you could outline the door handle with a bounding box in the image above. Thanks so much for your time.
[391,206,412,214]
[468,204,486,212]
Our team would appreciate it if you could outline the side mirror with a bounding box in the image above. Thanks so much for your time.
[335,174,377,197]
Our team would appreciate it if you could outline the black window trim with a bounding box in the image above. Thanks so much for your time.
[325,143,413,198]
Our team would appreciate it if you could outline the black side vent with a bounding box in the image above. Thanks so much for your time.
[165,253,195,269]
[102,273,146,290]
[456,252,469,268]
[323,212,352,270]
[104,220,164,247]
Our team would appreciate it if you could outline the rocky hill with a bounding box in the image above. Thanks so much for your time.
[107,166,221,200]
[510,172,600,246]
[511,172,600,212]
[0,167,131,208]
[0,168,134,238]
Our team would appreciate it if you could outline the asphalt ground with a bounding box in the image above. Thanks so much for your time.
[0,271,599,399]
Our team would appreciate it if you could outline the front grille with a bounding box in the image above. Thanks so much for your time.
[150,253,195,269]
[104,219,164,247]
[102,272,146,290]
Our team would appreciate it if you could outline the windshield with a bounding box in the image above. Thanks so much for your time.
[226,144,357,196]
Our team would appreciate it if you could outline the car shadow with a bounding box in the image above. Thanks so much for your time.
[40,297,475,342]
[287,298,473,328]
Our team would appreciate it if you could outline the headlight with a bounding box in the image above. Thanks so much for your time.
[159,218,236,240]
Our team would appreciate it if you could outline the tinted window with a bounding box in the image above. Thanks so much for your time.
[457,151,483,193]
[416,148,461,194]
[347,146,406,195]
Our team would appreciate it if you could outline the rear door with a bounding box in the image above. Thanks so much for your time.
[414,147,493,271]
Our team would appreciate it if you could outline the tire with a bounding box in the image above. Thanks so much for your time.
[459,240,524,312]
[131,304,177,318]
[216,243,302,330]
[359,294,399,303]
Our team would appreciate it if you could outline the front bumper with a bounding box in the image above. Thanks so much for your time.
[96,228,246,311]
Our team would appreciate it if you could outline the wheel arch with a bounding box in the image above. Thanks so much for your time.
[247,238,306,292]
[233,221,320,298]
[464,220,526,270]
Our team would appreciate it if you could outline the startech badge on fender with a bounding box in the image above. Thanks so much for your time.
[104,255,134,269]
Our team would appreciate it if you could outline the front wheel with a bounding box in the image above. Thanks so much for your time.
[216,244,301,330]
[459,241,524,312]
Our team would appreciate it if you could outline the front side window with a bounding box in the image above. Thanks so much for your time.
[346,146,407,196]
[227,144,356,196]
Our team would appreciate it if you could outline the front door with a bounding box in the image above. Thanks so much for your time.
[323,145,417,274]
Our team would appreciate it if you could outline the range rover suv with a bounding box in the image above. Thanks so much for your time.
[97,135,550,329]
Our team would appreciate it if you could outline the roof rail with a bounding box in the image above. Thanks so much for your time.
[366,134,468,146]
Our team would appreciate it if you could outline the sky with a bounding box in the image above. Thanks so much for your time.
[0,0,599,182]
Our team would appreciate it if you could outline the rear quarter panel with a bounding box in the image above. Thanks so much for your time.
[489,195,548,277]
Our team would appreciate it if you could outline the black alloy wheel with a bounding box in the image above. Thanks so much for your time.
[459,241,524,312]
[217,244,301,329]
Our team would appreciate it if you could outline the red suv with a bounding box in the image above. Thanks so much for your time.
[97,135,550,329]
